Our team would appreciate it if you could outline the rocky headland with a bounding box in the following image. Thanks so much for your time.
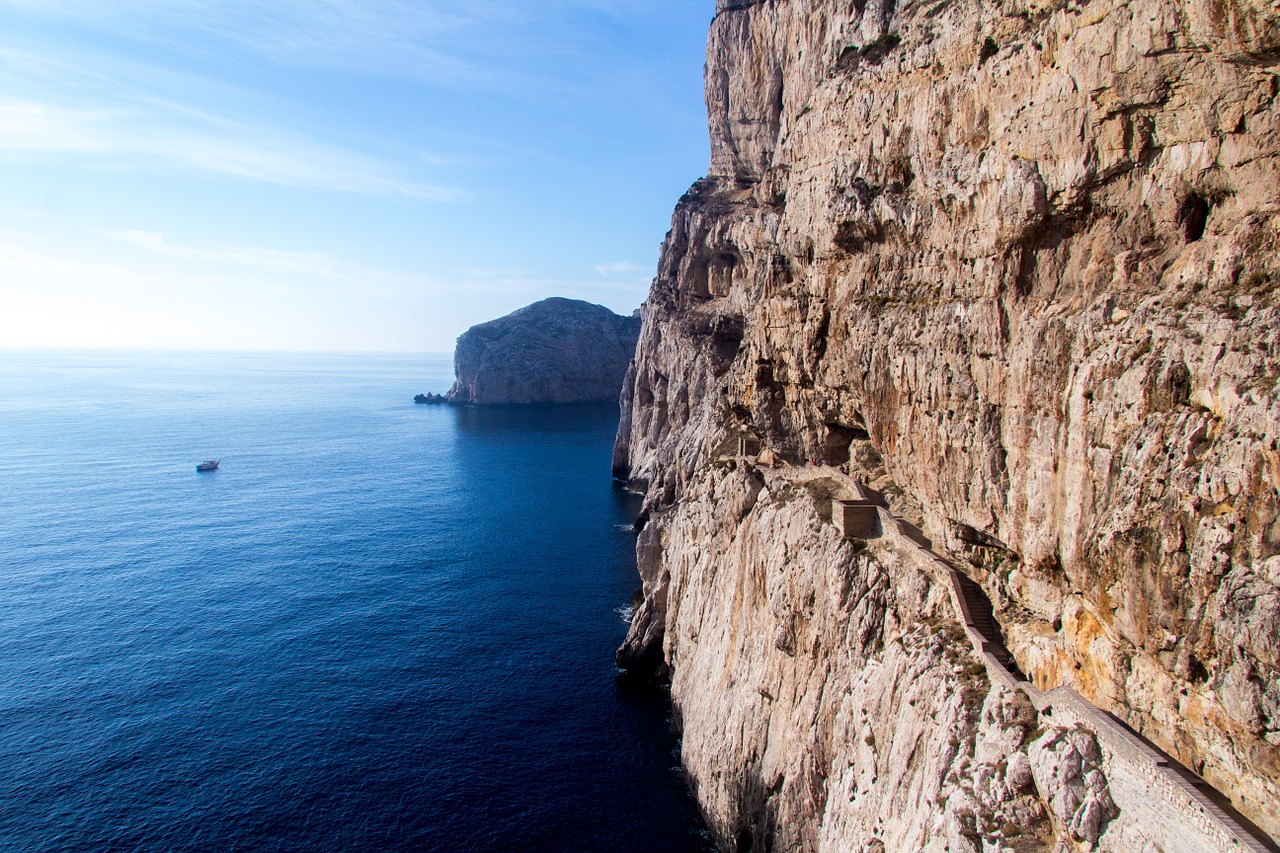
[615,0,1280,850]
[441,297,641,405]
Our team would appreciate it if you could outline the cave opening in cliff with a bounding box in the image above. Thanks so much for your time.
[1179,193,1210,243]
[979,36,999,64]
[710,314,746,370]
[823,423,857,465]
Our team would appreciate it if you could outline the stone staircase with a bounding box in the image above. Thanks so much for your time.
[949,569,1022,678]
[821,472,1279,853]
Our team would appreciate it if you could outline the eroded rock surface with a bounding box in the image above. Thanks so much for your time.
[625,462,1060,852]
[617,0,1280,848]
[446,297,640,405]
[1029,726,1119,845]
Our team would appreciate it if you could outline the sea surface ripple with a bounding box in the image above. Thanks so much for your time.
[0,351,711,852]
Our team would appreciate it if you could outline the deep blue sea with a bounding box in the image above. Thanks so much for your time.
[0,351,711,852]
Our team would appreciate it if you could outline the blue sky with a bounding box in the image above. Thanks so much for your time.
[0,0,714,351]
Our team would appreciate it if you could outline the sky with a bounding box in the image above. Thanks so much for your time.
[0,0,715,352]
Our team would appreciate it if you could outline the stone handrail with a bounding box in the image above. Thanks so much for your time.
[824,484,1278,853]
[725,448,1277,849]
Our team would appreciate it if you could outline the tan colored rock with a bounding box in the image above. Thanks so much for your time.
[624,461,1059,852]
[617,0,1280,847]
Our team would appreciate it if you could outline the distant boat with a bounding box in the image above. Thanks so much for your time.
[196,460,220,472]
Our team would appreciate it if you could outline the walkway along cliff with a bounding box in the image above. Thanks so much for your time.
[613,0,1280,850]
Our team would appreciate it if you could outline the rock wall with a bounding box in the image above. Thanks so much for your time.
[615,0,1280,848]
[628,463,1060,852]
[446,297,640,405]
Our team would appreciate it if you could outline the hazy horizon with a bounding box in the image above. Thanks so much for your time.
[0,1,713,352]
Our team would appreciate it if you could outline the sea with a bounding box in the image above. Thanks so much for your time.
[0,350,713,853]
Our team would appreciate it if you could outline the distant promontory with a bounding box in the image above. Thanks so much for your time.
[441,297,641,405]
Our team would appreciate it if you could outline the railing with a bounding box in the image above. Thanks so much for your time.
[825,485,1278,853]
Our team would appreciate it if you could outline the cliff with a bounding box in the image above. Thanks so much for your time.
[615,0,1280,850]
[445,297,640,405]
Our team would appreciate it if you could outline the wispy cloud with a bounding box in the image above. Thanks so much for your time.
[0,0,701,93]
[1,1,534,87]
[0,238,161,284]
[452,267,650,307]
[0,0,700,349]
[110,229,345,277]
[0,229,648,350]
[0,0,709,193]
[106,229,444,299]
[0,42,462,199]
[594,260,644,277]
[0,95,461,199]
[453,266,534,280]
[0,235,423,349]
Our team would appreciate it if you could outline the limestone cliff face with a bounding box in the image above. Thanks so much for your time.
[446,297,640,405]
[627,463,1060,852]
[616,0,1280,848]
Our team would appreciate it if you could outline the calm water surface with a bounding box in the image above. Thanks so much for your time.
[0,351,711,852]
